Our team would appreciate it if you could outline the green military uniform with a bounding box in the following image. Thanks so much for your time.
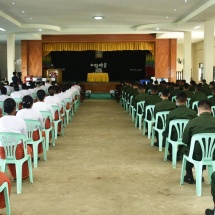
[170,89,182,101]
[134,92,148,109]
[190,91,207,107]
[163,105,197,157]
[183,90,194,98]
[182,112,215,171]
[130,88,139,106]
[208,96,215,106]
[154,99,176,118]
[145,94,162,106]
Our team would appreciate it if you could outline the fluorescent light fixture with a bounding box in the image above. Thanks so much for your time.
[193,25,201,30]
[156,27,160,31]
[38,29,42,31]
[0,28,6,31]
[93,16,104,20]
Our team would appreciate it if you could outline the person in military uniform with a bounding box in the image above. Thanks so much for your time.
[205,171,215,215]
[129,82,139,106]
[183,83,194,98]
[169,83,182,101]
[182,100,215,184]
[207,86,215,106]
[134,84,148,109]
[153,88,176,146]
[163,92,197,161]
[145,85,162,106]
[190,83,207,109]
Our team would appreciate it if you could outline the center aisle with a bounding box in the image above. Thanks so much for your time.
[10,99,210,215]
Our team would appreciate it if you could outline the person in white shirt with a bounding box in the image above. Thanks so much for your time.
[10,84,23,99]
[0,87,10,101]
[32,90,55,120]
[0,98,32,180]
[45,80,52,93]
[17,95,44,157]
[19,83,30,97]
[44,86,61,108]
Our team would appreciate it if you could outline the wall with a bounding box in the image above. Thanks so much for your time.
[191,39,215,83]
[176,43,183,72]
[0,43,21,82]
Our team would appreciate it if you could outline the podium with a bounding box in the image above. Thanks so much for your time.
[43,69,62,84]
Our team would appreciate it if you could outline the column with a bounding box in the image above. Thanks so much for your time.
[203,21,214,82]
[183,31,192,83]
[7,34,15,83]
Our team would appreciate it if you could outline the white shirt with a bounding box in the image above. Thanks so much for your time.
[10,91,23,99]
[19,89,30,96]
[16,108,44,128]
[32,101,55,119]
[0,95,10,101]
[44,95,61,109]
[0,115,27,146]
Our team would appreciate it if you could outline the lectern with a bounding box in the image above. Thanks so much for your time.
[43,69,62,84]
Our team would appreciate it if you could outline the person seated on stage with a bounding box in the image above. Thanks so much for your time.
[0,98,32,180]
[10,84,23,99]
[0,87,10,101]
[0,172,11,209]
[16,95,44,158]
[182,100,215,184]
[163,92,197,161]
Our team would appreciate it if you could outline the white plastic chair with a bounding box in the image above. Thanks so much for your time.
[13,98,22,111]
[40,111,55,150]
[0,132,33,194]
[211,106,215,117]
[24,119,47,168]
[128,95,133,116]
[64,98,72,123]
[135,101,145,130]
[180,133,215,196]
[191,101,199,111]
[143,105,155,139]
[171,96,177,103]
[0,182,11,215]
[164,119,189,168]
[151,111,170,151]
[186,98,191,108]
[52,105,64,139]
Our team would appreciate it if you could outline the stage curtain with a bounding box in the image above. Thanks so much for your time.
[43,42,154,55]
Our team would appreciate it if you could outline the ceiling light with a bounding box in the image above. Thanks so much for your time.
[93,16,104,20]
[38,29,42,31]
[22,11,25,13]
[166,16,169,19]
[156,28,160,31]
[0,28,6,31]
[12,2,15,5]
[174,9,176,11]
[30,17,32,20]
[193,25,201,30]
[184,0,187,2]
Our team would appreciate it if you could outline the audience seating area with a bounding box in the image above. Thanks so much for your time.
[119,81,215,197]
[0,81,81,213]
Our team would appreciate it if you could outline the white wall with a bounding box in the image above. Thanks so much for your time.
[0,43,21,82]
[176,43,183,72]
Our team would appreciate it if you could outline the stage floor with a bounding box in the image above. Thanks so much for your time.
[80,82,120,93]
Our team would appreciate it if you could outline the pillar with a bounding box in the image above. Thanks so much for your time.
[7,34,15,83]
[183,31,192,83]
[203,21,214,82]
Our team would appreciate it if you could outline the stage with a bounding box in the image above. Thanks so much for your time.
[80,82,120,93]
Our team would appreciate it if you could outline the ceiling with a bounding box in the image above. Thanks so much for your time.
[0,0,215,44]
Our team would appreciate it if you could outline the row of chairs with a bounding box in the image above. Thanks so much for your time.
[0,94,81,215]
[120,91,215,196]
